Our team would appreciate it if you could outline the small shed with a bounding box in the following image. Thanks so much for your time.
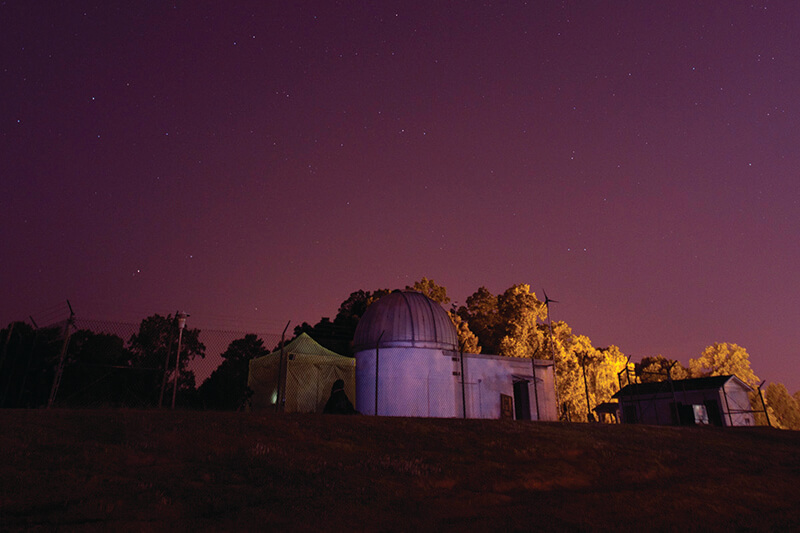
[612,375,755,427]
[248,333,355,413]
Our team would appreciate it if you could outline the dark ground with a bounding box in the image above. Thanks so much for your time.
[1,409,798,531]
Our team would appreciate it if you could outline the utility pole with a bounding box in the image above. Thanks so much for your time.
[159,311,179,408]
[171,312,188,409]
[580,352,593,422]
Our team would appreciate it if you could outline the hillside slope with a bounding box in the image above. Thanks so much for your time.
[1,410,798,531]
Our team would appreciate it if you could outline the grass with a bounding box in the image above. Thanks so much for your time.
[1,409,798,531]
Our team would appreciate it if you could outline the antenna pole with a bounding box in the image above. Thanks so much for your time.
[542,290,561,420]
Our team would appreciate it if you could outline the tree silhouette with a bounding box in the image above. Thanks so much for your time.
[127,314,205,407]
[57,329,130,407]
[0,321,62,408]
[198,334,269,410]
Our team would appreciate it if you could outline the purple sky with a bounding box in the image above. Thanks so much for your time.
[3,2,798,392]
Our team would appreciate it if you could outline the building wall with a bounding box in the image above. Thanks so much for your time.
[354,346,460,417]
[462,353,557,421]
[355,346,557,420]
[721,381,756,426]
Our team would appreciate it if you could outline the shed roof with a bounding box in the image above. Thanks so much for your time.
[613,375,751,399]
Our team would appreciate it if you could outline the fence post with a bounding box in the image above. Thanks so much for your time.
[276,321,290,413]
[47,301,75,409]
[374,331,384,416]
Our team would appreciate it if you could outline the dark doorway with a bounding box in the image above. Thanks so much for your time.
[672,402,695,425]
[704,400,724,426]
[513,380,531,420]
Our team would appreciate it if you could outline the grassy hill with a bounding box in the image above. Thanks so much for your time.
[1,409,798,531]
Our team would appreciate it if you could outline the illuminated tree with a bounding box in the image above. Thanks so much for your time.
[496,284,547,359]
[765,383,800,430]
[591,345,629,409]
[450,312,481,354]
[540,325,628,422]
[406,277,450,305]
[551,326,587,421]
[635,355,690,383]
[689,343,760,389]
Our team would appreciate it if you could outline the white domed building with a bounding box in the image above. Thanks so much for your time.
[353,290,557,420]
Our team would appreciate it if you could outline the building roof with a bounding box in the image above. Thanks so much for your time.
[613,375,752,399]
[353,290,459,352]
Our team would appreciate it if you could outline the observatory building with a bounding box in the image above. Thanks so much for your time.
[353,290,557,420]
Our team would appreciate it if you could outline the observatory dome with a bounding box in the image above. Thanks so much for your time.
[353,290,458,352]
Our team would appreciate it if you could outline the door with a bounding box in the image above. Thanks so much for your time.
[513,380,531,420]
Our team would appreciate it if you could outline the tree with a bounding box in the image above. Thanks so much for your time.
[198,334,269,410]
[591,346,629,412]
[406,277,450,305]
[0,321,62,408]
[450,311,481,354]
[533,323,628,423]
[57,329,130,407]
[765,383,800,430]
[128,314,205,407]
[496,284,547,359]
[689,343,760,389]
[457,286,500,354]
[552,328,589,421]
[635,355,690,383]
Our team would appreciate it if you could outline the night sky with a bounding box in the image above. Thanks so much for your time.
[3,2,798,392]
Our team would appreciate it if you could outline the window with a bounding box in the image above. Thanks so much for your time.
[692,404,709,425]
